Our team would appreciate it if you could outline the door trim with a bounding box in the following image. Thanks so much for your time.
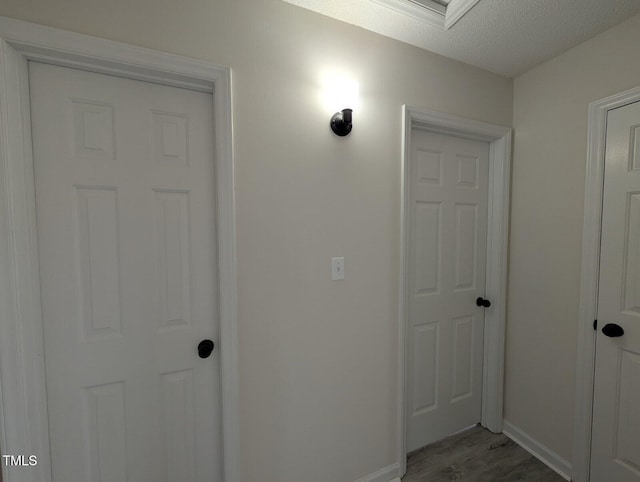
[0,16,239,482]
[397,106,511,475]
[572,85,640,482]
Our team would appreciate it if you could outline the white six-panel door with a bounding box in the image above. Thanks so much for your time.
[406,129,489,452]
[591,100,640,482]
[29,62,221,482]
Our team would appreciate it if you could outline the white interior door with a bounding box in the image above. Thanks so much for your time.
[29,62,221,482]
[591,100,640,482]
[406,129,489,452]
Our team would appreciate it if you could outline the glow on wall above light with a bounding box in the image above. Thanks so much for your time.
[321,72,360,114]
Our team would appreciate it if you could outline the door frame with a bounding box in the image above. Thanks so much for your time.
[397,106,512,474]
[572,85,640,482]
[0,16,239,482]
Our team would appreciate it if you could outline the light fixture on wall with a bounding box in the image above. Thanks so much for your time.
[322,73,359,137]
[330,108,353,136]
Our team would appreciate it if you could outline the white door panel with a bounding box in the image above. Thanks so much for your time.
[29,62,221,482]
[592,100,640,482]
[406,130,489,452]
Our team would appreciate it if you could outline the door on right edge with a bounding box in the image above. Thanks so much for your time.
[591,100,640,481]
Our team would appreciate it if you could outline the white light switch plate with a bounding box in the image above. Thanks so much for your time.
[331,257,345,281]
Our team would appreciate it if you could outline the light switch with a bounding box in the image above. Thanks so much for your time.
[331,257,345,281]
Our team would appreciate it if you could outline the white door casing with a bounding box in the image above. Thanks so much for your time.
[0,17,238,482]
[398,106,511,475]
[406,129,489,451]
[590,100,640,482]
[30,62,221,481]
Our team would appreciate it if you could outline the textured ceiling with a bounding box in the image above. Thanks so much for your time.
[282,0,640,77]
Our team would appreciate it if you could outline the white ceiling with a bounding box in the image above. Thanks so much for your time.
[282,0,640,77]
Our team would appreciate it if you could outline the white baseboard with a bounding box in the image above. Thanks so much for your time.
[503,420,572,481]
[354,462,401,482]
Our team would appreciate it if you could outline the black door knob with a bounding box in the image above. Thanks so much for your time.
[602,323,624,338]
[197,339,215,358]
[476,297,491,308]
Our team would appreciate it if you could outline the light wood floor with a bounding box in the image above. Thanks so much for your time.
[403,425,566,481]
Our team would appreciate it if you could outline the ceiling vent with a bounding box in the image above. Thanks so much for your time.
[371,0,480,30]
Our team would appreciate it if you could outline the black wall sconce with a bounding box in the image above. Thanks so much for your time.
[330,108,353,137]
